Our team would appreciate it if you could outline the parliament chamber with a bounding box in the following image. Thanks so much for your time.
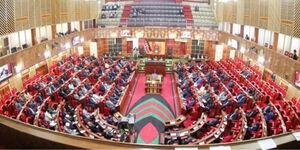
[0,0,300,149]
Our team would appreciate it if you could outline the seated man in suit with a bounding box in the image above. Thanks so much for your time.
[73,77,81,85]
[228,109,239,120]
[247,123,259,132]
[27,107,37,116]
[84,83,92,90]
[105,115,117,126]
[219,90,228,102]
[39,81,47,88]
[186,98,195,110]
[180,80,189,89]
[47,75,54,81]
[220,74,228,82]
[15,102,22,111]
[265,111,274,122]
[106,100,116,111]
[64,122,79,135]
[182,88,191,99]
[204,100,215,111]
[206,116,220,126]
[73,93,80,101]
[28,101,38,110]
[247,109,258,118]
[36,94,44,104]
[237,94,247,107]
[222,99,232,108]
[68,83,75,91]
[263,104,272,114]
[119,78,127,86]
[82,108,91,119]
[87,120,102,133]
[34,84,41,91]
[236,93,245,100]
[103,129,113,139]
[213,82,220,91]
[194,77,203,87]
[227,81,234,89]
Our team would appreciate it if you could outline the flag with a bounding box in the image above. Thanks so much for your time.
[144,40,152,54]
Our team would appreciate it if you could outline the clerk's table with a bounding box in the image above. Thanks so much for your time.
[144,60,166,76]
[145,73,163,94]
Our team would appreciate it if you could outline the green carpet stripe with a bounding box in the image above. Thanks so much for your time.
[149,136,160,144]
[129,98,174,118]
[136,135,146,144]
[136,134,160,144]
[134,105,171,120]
[135,112,166,123]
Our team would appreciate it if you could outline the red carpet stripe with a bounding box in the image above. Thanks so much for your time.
[135,107,170,121]
[161,74,176,113]
[127,73,146,112]
[130,100,174,119]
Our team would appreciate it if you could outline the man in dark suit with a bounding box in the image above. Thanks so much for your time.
[265,111,274,122]
[207,116,220,126]
[247,123,259,132]
[246,109,258,118]
[228,109,239,120]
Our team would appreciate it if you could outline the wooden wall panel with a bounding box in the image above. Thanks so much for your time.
[218,31,300,86]
[204,41,214,59]
[0,29,96,73]
[217,0,299,38]
[121,38,128,56]
[280,0,294,36]
[294,0,300,38]
[236,0,244,25]
[244,0,251,25]
[216,2,224,22]
[0,0,15,35]
[258,0,268,29]
[0,0,98,36]
[250,0,259,27]
[268,0,281,32]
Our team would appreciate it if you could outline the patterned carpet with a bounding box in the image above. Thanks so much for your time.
[126,73,176,144]
[127,95,175,144]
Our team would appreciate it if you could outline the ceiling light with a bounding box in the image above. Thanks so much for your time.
[15,65,22,73]
[65,43,71,49]
[44,51,51,58]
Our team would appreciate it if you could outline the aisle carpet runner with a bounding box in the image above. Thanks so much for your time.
[127,95,175,144]
[126,73,176,144]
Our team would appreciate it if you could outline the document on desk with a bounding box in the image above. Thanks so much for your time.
[209,146,231,150]
[257,138,277,150]
[170,133,177,137]
[175,148,197,150]
[179,131,189,136]
[170,120,176,125]
[292,131,300,141]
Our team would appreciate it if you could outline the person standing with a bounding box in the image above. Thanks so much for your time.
[292,50,298,60]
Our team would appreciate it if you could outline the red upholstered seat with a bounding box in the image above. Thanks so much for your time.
[103,107,110,116]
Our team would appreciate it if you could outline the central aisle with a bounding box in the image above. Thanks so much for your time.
[126,73,176,144]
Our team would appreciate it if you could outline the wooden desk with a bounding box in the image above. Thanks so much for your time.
[165,115,186,128]
[145,54,166,60]
[145,74,162,94]
[145,61,166,76]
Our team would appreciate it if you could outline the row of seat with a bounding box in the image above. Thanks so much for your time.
[189,3,217,28]
[167,59,299,145]
[0,54,137,143]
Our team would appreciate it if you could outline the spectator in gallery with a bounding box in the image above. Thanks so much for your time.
[292,50,298,60]
[245,34,250,40]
